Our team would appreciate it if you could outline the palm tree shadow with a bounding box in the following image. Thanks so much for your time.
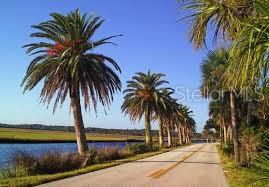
[128,160,220,165]
[171,150,217,153]
[182,161,220,165]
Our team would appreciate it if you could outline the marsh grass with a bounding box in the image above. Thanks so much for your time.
[0,146,175,187]
[0,143,163,181]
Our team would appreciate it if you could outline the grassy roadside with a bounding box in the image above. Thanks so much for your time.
[0,128,144,143]
[217,146,268,187]
[0,147,177,187]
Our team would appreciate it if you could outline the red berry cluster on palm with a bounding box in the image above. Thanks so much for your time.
[47,42,65,56]
[47,39,83,56]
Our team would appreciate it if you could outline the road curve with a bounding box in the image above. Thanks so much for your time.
[40,143,228,187]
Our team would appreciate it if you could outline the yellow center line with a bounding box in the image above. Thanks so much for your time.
[148,145,205,179]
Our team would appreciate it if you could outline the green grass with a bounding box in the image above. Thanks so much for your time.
[0,148,175,187]
[217,146,269,187]
[0,128,144,142]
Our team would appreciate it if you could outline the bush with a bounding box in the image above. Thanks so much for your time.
[95,147,122,162]
[1,150,84,178]
[220,143,233,158]
[0,145,159,179]
[123,143,158,155]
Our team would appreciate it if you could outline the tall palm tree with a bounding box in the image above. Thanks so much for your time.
[22,10,122,155]
[181,0,255,164]
[121,71,169,145]
[201,49,240,163]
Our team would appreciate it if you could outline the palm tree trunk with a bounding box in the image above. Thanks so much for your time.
[182,127,186,144]
[230,91,240,164]
[70,87,88,155]
[220,119,224,145]
[185,127,190,144]
[188,128,191,143]
[167,126,172,147]
[246,101,252,167]
[223,124,227,145]
[228,125,232,143]
[158,116,164,147]
[177,125,183,145]
[144,110,152,145]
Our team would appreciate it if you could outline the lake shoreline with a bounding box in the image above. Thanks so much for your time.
[0,138,144,144]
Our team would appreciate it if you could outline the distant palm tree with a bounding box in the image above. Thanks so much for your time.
[186,115,196,143]
[209,98,231,145]
[154,88,176,147]
[160,103,178,147]
[122,71,169,145]
[173,104,186,145]
[22,10,122,155]
[179,105,195,144]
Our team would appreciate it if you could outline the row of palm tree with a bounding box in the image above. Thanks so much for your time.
[21,9,196,156]
[180,0,269,165]
[122,71,196,147]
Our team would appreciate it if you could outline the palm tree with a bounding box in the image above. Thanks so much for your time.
[171,103,195,145]
[181,105,195,144]
[201,49,240,163]
[209,97,231,145]
[154,88,176,147]
[180,0,254,49]
[186,116,196,143]
[226,0,269,89]
[174,105,186,145]
[203,124,215,143]
[22,10,122,155]
[122,71,169,145]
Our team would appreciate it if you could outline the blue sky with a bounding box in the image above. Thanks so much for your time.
[0,0,210,132]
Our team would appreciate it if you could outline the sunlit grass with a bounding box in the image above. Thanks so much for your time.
[0,128,144,142]
[217,146,269,187]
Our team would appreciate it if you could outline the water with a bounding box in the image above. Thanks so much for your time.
[0,142,134,166]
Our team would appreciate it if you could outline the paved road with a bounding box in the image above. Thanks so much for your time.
[40,143,228,187]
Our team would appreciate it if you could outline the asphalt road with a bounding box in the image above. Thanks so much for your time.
[40,143,228,187]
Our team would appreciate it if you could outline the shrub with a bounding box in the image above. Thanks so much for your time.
[1,150,84,178]
[220,143,233,158]
[95,147,122,162]
[81,148,97,167]
[0,144,159,179]
[123,143,158,155]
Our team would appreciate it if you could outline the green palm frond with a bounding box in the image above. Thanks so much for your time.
[200,48,229,98]
[226,0,269,89]
[179,0,253,49]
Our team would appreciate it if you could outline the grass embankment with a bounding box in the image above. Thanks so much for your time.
[217,146,269,187]
[0,128,144,143]
[0,147,175,187]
